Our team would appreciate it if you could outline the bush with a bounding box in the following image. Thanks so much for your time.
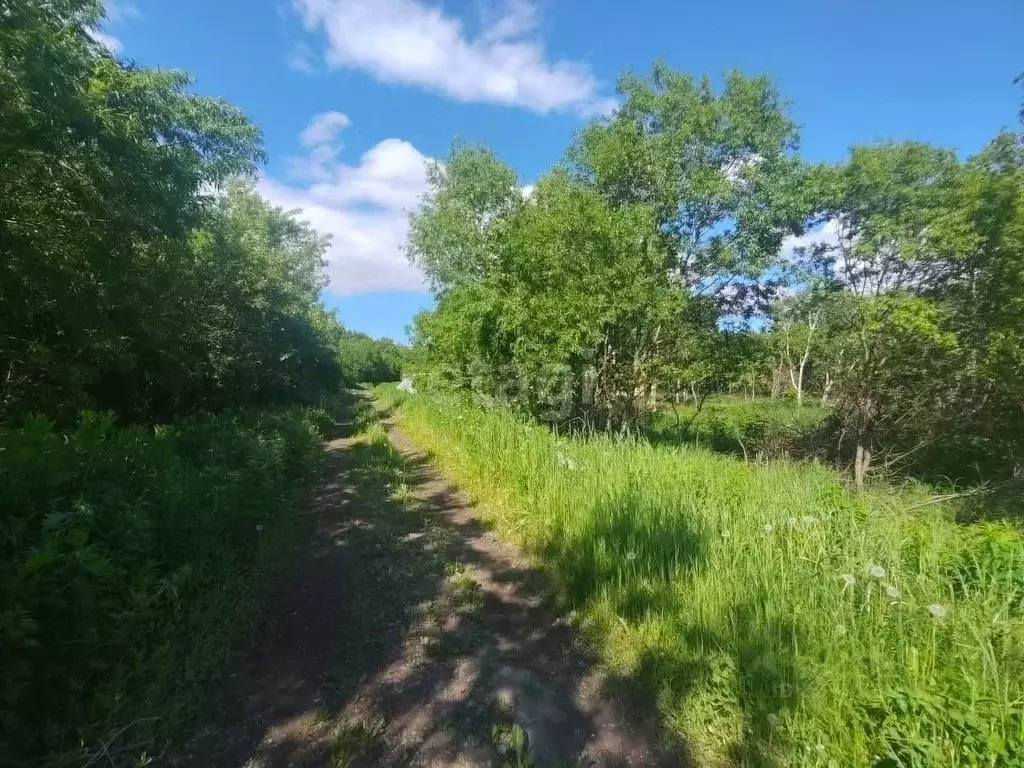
[0,406,326,765]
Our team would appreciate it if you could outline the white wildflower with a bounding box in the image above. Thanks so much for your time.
[885,585,900,600]
[801,515,817,525]
[867,564,886,579]
[841,573,856,588]
[764,523,774,533]
[766,712,780,728]
[927,603,948,619]
[256,524,264,532]
[555,452,578,471]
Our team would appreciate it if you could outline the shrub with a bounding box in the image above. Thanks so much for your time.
[0,406,325,765]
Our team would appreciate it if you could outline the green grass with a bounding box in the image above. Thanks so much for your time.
[1,404,337,766]
[649,395,829,462]
[376,385,1024,767]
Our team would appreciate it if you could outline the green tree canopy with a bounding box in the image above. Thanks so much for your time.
[570,64,809,306]
[0,0,347,423]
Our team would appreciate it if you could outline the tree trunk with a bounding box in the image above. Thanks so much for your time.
[791,362,804,408]
[853,397,874,491]
[853,439,872,491]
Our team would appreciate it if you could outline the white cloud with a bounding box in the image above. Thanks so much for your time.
[780,218,840,263]
[88,29,122,54]
[89,0,139,55]
[292,0,612,115]
[261,114,431,296]
[300,111,351,147]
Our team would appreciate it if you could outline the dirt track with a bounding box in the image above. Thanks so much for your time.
[174,396,681,767]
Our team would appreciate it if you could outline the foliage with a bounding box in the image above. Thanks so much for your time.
[788,139,1023,483]
[933,133,1024,478]
[0,0,344,424]
[569,64,808,310]
[408,63,1024,486]
[381,385,1024,768]
[0,5,357,763]
[800,143,976,296]
[336,329,407,383]
[0,405,329,765]
[406,141,520,293]
[409,67,808,428]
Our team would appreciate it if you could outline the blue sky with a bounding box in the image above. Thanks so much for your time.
[101,0,1023,342]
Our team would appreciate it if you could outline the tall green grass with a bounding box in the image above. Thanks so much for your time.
[1,406,330,766]
[379,386,1024,766]
[649,396,829,462]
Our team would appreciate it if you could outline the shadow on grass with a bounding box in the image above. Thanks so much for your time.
[542,489,704,621]
[526,483,809,766]
[315,387,396,440]
[598,598,804,768]
[644,410,829,467]
[646,403,1024,525]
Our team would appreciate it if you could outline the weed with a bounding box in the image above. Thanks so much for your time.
[0,406,327,765]
[329,716,387,767]
[492,722,532,768]
[444,562,485,612]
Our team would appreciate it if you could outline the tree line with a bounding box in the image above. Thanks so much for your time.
[1,0,403,428]
[407,63,1024,487]
[2,3,407,761]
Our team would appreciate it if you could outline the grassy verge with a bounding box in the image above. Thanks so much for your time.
[1,403,338,766]
[376,385,1024,767]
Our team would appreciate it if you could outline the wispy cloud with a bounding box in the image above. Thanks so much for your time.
[300,110,351,147]
[103,0,140,24]
[261,113,430,295]
[286,41,318,74]
[291,0,614,115]
[87,28,123,54]
[89,0,140,55]
[780,218,841,263]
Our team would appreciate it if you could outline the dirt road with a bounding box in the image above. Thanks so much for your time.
[175,397,681,767]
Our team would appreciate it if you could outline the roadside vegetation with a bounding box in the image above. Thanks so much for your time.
[400,56,1024,767]
[649,396,829,462]
[2,406,330,764]
[1,3,404,764]
[407,64,1024,493]
[380,385,1024,766]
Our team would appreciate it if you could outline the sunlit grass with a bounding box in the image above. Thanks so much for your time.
[376,385,1024,766]
[649,395,829,462]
